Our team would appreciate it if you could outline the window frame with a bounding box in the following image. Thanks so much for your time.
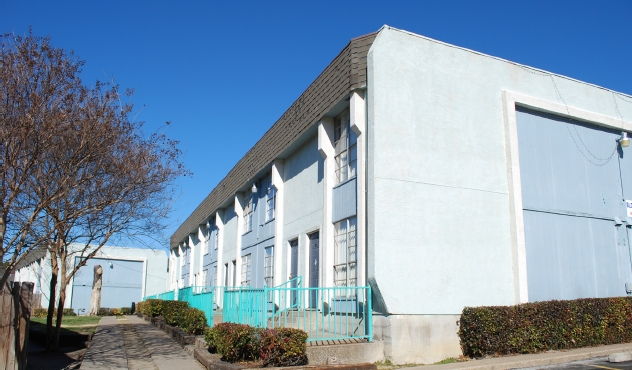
[333,216,358,287]
[334,110,357,184]
[243,191,253,234]
[265,182,276,222]
[263,246,274,287]
[241,254,252,286]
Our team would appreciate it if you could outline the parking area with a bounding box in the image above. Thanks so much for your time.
[522,357,632,370]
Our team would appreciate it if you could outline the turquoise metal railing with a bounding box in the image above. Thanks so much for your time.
[222,278,372,342]
[142,286,214,327]
[178,286,214,327]
[143,290,175,301]
[222,286,267,327]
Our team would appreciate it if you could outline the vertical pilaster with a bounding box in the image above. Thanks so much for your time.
[272,159,285,286]
[234,194,245,285]
[318,118,335,288]
[350,89,367,286]
[215,209,225,286]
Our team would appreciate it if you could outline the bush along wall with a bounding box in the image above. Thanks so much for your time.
[459,297,632,358]
[204,323,308,366]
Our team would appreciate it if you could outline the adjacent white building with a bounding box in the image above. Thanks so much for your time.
[170,26,632,363]
[14,244,167,314]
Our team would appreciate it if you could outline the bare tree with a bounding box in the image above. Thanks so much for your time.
[1,31,189,350]
[0,31,85,288]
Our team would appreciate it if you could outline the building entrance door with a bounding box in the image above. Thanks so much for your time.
[289,239,298,305]
[308,232,319,308]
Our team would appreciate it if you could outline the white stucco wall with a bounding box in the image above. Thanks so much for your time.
[367,27,632,315]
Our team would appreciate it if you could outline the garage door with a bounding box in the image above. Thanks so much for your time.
[516,108,632,302]
[71,257,143,314]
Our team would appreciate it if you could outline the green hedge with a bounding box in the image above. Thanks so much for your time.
[178,307,207,335]
[259,328,308,367]
[205,323,260,362]
[161,300,188,326]
[32,308,76,318]
[204,323,308,365]
[459,297,632,358]
[138,299,163,317]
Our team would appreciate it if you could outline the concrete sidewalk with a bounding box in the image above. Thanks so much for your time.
[81,315,204,370]
[407,343,632,370]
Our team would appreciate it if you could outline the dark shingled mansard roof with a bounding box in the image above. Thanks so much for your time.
[170,32,376,248]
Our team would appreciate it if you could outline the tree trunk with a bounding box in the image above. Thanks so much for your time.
[88,265,103,316]
[45,250,58,351]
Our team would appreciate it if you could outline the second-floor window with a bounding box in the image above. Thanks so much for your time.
[243,191,253,234]
[266,181,276,222]
[203,226,210,255]
[334,110,357,184]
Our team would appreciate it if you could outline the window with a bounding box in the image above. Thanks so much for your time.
[265,182,276,222]
[212,266,218,287]
[214,227,219,250]
[180,245,186,267]
[241,254,252,286]
[264,247,274,287]
[232,260,237,286]
[334,110,357,184]
[243,191,253,234]
[203,226,210,255]
[224,263,229,286]
[334,217,357,287]
[202,269,208,287]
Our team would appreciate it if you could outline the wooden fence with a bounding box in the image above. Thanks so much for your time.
[0,282,33,370]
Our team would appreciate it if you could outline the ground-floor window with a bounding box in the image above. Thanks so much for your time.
[264,246,274,287]
[334,216,357,287]
[241,254,252,286]
[202,269,208,287]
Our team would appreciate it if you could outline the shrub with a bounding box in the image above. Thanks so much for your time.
[161,300,188,326]
[459,297,632,358]
[259,327,308,367]
[205,323,261,362]
[178,307,207,335]
[32,308,76,318]
[120,307,131,315]
[144,299,163,318]
[98,308,113,316]
[136,301,145,315]
[111,308,122,316]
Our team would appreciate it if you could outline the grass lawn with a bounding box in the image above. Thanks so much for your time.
[30,316,102,335]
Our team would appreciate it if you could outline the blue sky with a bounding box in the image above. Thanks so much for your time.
[3,1,631,250]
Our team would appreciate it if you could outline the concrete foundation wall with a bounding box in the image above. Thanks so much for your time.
[373,314,461,365]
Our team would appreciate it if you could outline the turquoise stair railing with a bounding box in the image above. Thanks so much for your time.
[221,277,372,342]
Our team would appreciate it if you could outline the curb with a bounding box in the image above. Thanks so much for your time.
[408,344,632,370]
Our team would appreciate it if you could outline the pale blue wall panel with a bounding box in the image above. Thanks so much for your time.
[71,257,143,314]
[332,177,357,223]
[517,108,632,302]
